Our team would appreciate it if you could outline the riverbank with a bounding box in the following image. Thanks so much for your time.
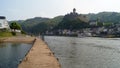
[2,36,35,43]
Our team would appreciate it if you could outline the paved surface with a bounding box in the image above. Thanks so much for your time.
[18,38,60,68]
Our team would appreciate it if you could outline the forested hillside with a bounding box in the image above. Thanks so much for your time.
[88,12,120,23]
[9,12,120,34]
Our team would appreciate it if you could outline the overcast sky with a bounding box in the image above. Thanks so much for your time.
[1,0,120,20]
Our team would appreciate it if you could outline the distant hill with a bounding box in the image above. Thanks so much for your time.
[30,16,64,34]
[88,12,120,23]
[9,20,24,25]
[56,10,89,30]
[21,17,50,33]
[9,16,63,34]
[9,12,120,34]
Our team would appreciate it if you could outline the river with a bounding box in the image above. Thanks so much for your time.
[0,43,32,68]
[44,36,120,68]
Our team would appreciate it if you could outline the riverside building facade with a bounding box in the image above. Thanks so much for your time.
[0,16,9,29]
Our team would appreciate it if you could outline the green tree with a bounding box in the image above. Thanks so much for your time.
[57,17,89,30]
[103,22,113,27]
[10,21,21,32]
[97,22,103,27]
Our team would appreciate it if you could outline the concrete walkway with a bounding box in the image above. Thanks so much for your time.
[18,38,60,68]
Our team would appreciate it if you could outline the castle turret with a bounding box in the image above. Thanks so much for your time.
[73,8,76,14]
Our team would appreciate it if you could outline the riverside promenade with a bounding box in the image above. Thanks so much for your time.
[1,37,60,68]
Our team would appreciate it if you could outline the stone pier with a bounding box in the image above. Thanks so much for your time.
[18,38,60,68]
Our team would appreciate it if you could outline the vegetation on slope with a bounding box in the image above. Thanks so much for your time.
[0,32,13,37]
[88,12,120,23]
[8,12,120,35]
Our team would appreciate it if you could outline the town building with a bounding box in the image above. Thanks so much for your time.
[89,20,98,26]
[0,16,9,29]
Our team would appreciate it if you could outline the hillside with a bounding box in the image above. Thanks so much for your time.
[56,11,89,30]
[31,16,64,34]
[88,12,120,23]
[21,17,50,33]
[9,12,120,34]
[9,16,63,34]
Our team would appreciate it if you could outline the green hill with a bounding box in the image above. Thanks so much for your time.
[31,16,64,34]
[88,12,120,23]
[9,12,120,35]
[9,16,63,34]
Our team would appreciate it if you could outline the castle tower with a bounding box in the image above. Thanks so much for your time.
[73,8,76,14]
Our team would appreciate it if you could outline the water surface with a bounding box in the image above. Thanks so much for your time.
[0,43,32,68]
[45,36,120,68]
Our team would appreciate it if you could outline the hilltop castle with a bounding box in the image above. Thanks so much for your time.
[64,8,89,22]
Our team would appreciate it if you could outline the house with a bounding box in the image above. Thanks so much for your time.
[0,16,9,29]
[89,20,97,26]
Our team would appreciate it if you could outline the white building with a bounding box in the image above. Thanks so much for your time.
[0,16,9,29]
[89,20,97,26]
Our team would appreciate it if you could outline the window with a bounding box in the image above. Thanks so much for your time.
[0,23,2,27]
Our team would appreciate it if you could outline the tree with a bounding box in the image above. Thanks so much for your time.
[57,17,89,30]
[97,22,103,27]
[103,22,113,28]
[10,21,21,32]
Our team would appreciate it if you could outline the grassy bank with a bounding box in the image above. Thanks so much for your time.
[0,32,13,37]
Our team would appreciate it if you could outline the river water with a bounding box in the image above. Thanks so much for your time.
[44,36,120,68]
[0,43,32,68]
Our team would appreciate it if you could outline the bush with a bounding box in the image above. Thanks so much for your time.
[21,30,26,34]
[11,32,16,36]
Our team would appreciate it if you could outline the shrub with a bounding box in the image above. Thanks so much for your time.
[11,32,16,36]
[21,30,26,34]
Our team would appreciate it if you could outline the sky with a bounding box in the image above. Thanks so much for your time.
[1,0,120,21]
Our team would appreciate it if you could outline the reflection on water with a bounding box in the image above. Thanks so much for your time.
[0,43,32,68]
[45,36,120,68]
[0,44,6,48]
